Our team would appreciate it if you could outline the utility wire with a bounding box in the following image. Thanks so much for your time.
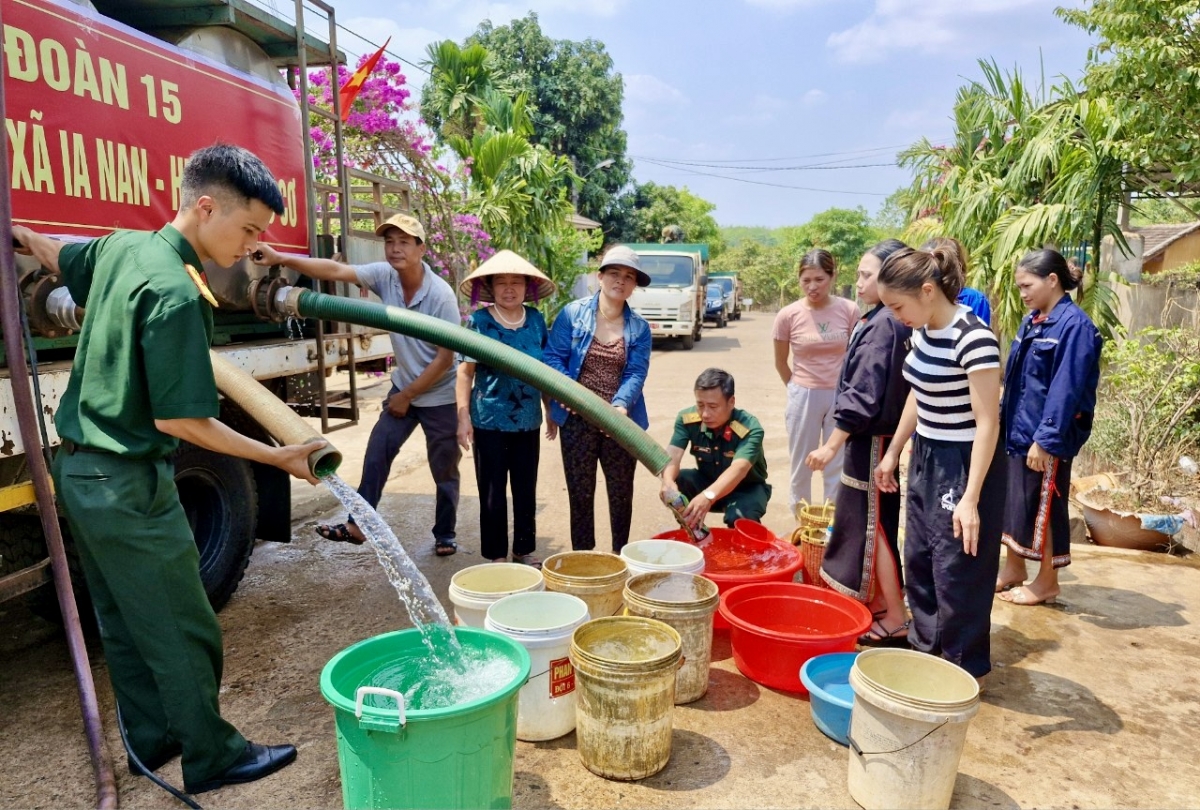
[637,158,890,196]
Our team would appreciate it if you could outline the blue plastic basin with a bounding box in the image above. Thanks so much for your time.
[799,652,859,746]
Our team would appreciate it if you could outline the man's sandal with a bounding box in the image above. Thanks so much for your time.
[315,523,364,545]
[435,539,458,557]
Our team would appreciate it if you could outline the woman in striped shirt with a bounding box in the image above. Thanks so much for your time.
[873,245,1006,682]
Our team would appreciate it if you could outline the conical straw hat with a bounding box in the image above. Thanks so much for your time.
[459,250,557,303]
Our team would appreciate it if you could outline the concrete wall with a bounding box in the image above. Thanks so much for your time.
[1101,233,1144,281]
[1112,281,1200,334]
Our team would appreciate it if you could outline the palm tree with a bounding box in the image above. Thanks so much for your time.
[421,41,500,140]
[900,60,1125,340]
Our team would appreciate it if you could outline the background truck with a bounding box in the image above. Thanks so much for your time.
[0,0,404,612]
[623,242,708,350]
[709,272,743,321]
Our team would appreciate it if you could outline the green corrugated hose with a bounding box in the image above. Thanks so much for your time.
[292,289,671,474]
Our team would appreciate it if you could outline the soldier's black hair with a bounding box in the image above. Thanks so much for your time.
[694,368,735,399]
[180,143,285,215]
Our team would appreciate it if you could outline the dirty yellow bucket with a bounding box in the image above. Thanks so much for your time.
[542,551,629,619]
[623,573,719,704]
[569,616,682,780]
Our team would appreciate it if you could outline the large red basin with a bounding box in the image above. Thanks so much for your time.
[718,582,872,693]
[653,527,803,629]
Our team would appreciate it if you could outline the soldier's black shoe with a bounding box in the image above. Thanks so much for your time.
[184,742,297,795]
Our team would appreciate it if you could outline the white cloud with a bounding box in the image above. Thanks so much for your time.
[624,74,689,106]
[801,89,826,106]
[828,0,1044,64]
[741,0,829,10]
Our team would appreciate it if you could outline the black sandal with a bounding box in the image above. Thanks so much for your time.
[858,620,911,648]
[315,523,364,545]
[435,538,458,557]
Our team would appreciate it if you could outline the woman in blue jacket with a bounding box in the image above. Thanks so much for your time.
[544,245,652,553]
[997,248,1102,606]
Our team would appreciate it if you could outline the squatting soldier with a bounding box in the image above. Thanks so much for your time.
[660,368,772,528]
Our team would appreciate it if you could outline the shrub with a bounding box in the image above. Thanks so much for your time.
[1089,327,1200,507]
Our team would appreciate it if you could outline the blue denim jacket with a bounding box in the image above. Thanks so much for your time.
[1001,296,1102,459]
[544,294,652,428]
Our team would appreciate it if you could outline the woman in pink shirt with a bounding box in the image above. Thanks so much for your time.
[772,248,861,512]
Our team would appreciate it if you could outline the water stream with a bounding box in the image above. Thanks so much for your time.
[320,473,524,711]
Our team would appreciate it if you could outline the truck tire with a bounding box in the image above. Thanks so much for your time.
[173,442,257,611]
[0,514,47,577]
[718,311,727,328]
[680,332,695,350]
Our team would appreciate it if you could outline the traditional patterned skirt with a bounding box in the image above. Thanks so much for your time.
[820,434,902,601]
[1002,454,1073,569]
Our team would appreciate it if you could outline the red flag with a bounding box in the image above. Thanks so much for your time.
[338,38,390,121]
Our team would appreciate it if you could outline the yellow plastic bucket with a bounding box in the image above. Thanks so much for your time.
[542,551,628,619]
[569,617,681,780]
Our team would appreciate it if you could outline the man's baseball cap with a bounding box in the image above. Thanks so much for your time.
[375,212,426,242]
[599,245,651,287]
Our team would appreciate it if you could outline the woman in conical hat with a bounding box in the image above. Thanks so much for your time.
[455,250,558,568]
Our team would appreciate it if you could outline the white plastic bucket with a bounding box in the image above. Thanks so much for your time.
[623,573,719,703]
[620,540,705,578]
[485,592,591,741]
[847,648,981,810]
[448,563,544,627]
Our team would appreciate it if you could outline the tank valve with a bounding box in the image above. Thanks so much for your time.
[248,269,303,323]
[20,269,83,336]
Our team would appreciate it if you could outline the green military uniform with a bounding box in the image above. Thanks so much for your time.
[50,225,246,784]
[669,406,772,526]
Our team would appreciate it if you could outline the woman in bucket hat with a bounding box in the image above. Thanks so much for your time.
[456,250,558,567]
[544,244,652,554]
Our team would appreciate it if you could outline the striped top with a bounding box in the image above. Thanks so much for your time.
[903,305,1000,441]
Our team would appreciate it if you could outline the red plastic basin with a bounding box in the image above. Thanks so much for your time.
[653,528,803,629]
[652,525,801,633]
[718,582,872,693]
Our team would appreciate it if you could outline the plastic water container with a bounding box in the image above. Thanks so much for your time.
[847,648,981,810]
[448,563,544,627]
[570,617,682,780]
[319,627,530,809]
[620,540,706,577]
[623,573,719,703]
[485,592,591,741]
[541,551,628,619]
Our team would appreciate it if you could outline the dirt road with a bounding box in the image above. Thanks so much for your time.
[3,312,1200,808]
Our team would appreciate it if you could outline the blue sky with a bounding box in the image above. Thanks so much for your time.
[270,0,1097,227]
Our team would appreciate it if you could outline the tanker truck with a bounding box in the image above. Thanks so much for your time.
[0,0,406,611]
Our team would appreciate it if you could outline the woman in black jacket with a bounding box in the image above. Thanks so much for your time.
[807,239,912,643]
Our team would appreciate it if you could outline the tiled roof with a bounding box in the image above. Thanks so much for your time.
[1128,222,1200,259]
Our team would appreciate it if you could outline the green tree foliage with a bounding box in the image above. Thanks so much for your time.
[722,226,782,248]
[899,60,1123,341]
[420,41,502,140]
[458,13,633,235]
[1128,195,1200,226]
[709,241,795,310]
[790,207,879,289]
[872,189,914,237]
[624,182,723,254]
[1058,0,1200,188]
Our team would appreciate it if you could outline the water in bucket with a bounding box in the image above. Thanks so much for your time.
[319,474,530,713]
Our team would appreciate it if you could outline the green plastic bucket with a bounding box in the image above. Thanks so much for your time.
[320,628,532,809]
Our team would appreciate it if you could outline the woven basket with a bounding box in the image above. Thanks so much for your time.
[796,499,836,531]
[791,525,830,588]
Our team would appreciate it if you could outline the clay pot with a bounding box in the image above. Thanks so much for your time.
[1075,487,1171,552]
